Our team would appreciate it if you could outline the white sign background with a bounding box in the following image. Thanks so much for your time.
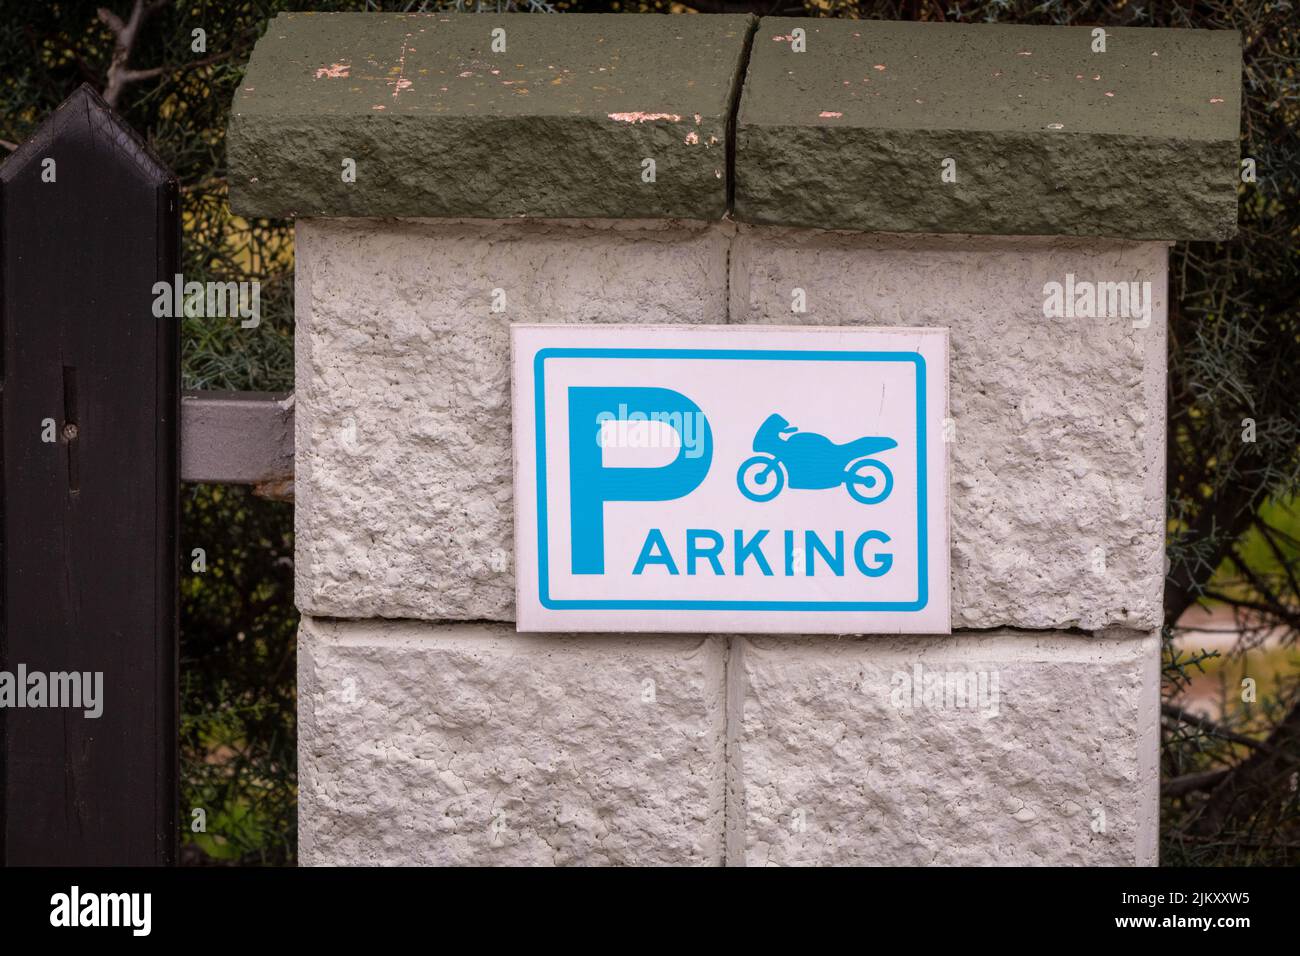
[512,324,950,634]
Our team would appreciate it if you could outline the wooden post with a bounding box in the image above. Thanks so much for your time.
[0,85,179,864]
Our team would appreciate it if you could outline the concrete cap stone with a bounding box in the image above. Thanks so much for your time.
[229,14,1241,239]
[228,11,754,220]
[735,19,1241,240]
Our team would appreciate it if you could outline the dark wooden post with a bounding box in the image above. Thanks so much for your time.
[0,85,179,864]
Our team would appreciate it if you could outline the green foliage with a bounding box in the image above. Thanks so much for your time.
[181,484,297,865]
[1161,649,1299,865]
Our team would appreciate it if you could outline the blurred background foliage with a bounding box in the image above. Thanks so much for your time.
[2,0,1296,865]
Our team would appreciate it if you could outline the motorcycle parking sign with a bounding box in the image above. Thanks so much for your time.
[512,324,950,634]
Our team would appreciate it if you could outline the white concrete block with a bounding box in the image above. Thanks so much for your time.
[296,220,1165,631]
[728,629,1161,866]
[294,217,731,620]
[731,229,1167,631]
[297,616,727,865]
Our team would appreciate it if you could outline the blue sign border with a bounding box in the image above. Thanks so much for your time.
[533,348,928,612]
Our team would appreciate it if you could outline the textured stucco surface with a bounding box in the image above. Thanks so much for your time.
[298,617,728,865]
[295,217,730,621]
[299,620,1159,866]
[731,227,1167,631]
[295,219,1167,866]
[296,219,1166,631]
[229,12,752,220]
[729,630,1161,866]
[736,19,1240,239]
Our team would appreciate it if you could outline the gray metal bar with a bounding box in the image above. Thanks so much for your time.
[181,390,294,498]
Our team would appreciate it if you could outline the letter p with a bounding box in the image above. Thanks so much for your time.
[568,386,711,573]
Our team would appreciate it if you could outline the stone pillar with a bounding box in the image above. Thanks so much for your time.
[228,12,1240,865]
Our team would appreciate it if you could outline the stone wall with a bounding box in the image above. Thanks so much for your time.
[293,217,1165,864]
[226,12,1242,865]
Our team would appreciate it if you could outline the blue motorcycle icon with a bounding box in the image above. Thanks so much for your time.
[737,413,896,505]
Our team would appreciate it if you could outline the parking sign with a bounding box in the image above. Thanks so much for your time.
[512,325,949,634]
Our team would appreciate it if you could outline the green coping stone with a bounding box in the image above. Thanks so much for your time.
[736,19,1241,240]
[229,12,754,220]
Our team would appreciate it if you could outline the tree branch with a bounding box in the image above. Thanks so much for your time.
[1163,768,1230,799]
[97,0,171,108]
[123,41,253,88]
[1164,491,1259,628]
[1186,699,1300,837]
[1161,703,1273,753]
[1201,586,1300,636]
[1252,517,1300,622]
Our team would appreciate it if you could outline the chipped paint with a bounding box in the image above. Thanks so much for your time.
[314,63,350,79]
[390,34,413,99]
[726,18,1240,241]
[685,131,700,145]
[607,112,682,123]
